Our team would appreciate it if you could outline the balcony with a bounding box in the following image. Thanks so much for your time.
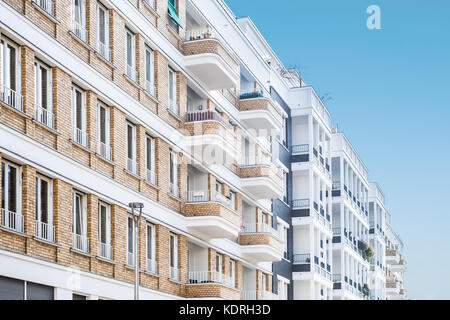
[386,281,401,297]
[185,190,241,240]
[1,209,24,234]
[0,85,23,113]
[242,290,279,300]
[385,250,401,265]
[291,198,331,230]
[390,259,407,273]
[291,86,331,128]
[184,28,240,90]
[72,233,89,254]
[238,91,284,135]
[185,271,240,299]
[239,223,284,262]
[35,221,55,243]
[293,253,332,282]
[239,158,284,200]
[333,274,368,300]
[292,144,331,180]
[184,110,239,165]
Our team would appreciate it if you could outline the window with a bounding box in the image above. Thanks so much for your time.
[229,260,236,287]
[279,117,288,147]
[125,28,137,81]
[35,175,54,242]
[72,0,87,42]
[34,60,53,128]
[169,149,178,197]
[229,191,236,210]
[215,181,222,194]
[72,86,88,147]
[97,103,111,160]
[1,160,22,233]
[168,0,182,30]
[0,276,54,300]
[146,224,157,274]
[72,191,88,252]
[97,3,110,61]
[145,46,155,96]
[216,253,223,275]
[168,68,178,114]
[146,135,156,185]
[33,0,54,16]
[0,37,22,111]
[126,121,137,174]
[169,233,178,280]
[127,216,135,266]
[98,202,111,260]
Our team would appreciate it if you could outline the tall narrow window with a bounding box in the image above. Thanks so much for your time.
[34,60,53,128]
[169,233,178,280]
[1,161,22,233]
[146,135,156,185]
[126,121,137,174]
[97,103,111,160]
[168,68,178,114]
[0,38,22,111]
[145,46,155,96]
[229,260,236,287]
[146,224,156,274]
[280,117,288,147]
[72,0,87,42]
[229,191,236,210]
[98,202,111,260]
[169,150,178,197]
[125,29,137,81]
[72,86,88,147]
[72,191,88,253]
[36,175,53,242]
[216,254,223,275]
[97,3,110,61]
[127,216,135,266]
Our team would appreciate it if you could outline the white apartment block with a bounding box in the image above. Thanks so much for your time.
[0,0,406,300]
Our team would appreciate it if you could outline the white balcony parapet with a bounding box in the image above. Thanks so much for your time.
[98,242,113,260]
[33,0,54,16]
[147,259,158,275]
[188,271,234,288]
[0,85,23,112]
[35,105,55,129]
[72,233,89,253]
[1,209,24,233]
[97,141,111,160]
[71,20,88,43]
[72,128,89,148]
[36,221,55,243]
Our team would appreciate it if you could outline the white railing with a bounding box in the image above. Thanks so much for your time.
[0,85,24,112]
[146,169,157,186]
[187,190,209,203]
[72,20,88,43]
[72,128,89,147]
[72,233,89,253]
[242,291,258,300]
[170,267,179,281]
[185,27,215,41]
[126,64,137,82]
[242,223,281,239]
[33,0,54,16]
[145,80,156,97]
[169,99,179,115]
[143,0,156,10]
[292,144,309,155]
[242,291,278,300]
[241,156,271,167]
[1,209,24,233]
[147,259,158,275]
[214,191,232,208]
[97,41,111,61]
[97,141,112,160]
[292,198,310,210]
[35,105,55,129]
[188,271,234,288]
[170,183,179,198]
[127,252,135,267]
[126,158,137,174]
[36,221,55,242]
[314,265,332,282]
[186,190,234,210]
[98,242,113,260]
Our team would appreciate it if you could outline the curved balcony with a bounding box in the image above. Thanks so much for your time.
[239,223,284,262]
[185,271,240,299]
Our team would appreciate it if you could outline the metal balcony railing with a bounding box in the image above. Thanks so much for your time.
[35,105,55,129]
[170,183,179,198]
[33,0,54,16]
[97,41,111,61]
[293,253,311,264]
[127,252,135,267]
[126,158,137,175]
[145,80,156,97]
[36,221,55,243]
[72,233,89,253]
[241,223,281,239]
[188,271,234,288]
[98,242,113,260]
[292,198,310,210]
[146,169,157,186]
[147,259,158,275]
[1,209,24,233]
[292,144,309,155]
[126,64,138,82]
[185,27,216,41]
[97,141,112,160]
[1,85,23,112]
[186,190,233,209]
[72,20,88,43]
[169,99,179,115]
[185,110,232,129]
[72,128,89,147]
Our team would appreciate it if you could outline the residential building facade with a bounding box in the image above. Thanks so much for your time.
[0,0,405,300]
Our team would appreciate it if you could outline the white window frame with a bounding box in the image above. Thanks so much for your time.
[169,233,178,272]
[169,150,178,197]
[36,174,53,227]
[145,46,155,96]
[1,160,22,215]
[71,85,87,146]
[229,260,236,286]
[98,202,111,246]
[34,60,52,111]
[0,37,21,93]
[146,134,156,184]
[216,253,223,274]
[97,102,111,159]
[126,121,137,173]
[72,190,87,237]
[72,0,87,42]
[127,216,135,265]
[125,28,136,81]
[168,68,178,114]
[96,2,110,59]
[146,223,156,263]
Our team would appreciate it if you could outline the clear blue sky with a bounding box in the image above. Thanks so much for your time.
[225,0,450,299]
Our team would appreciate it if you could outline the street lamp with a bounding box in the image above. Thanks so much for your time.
[129,202,144,300]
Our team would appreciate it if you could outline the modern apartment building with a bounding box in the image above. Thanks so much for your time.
[0,0,406,300]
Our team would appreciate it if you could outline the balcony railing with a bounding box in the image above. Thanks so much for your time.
[293,253,311,264]
[170,183,179,198]
[185,110,232,129]
[72,233,89,253]
[127,252,135,267]
[188,271,234,288]
[33,0,54,16]
[146,169,157,186]
[292,198,310,210]
[97,41,111,61]
[0,85,23,112]
[242,291,279,300]
[241,223,281,239]
[147,259,158,275]
[239,90,265,100]
[98,242,113,260]
[72,20,88,43]
[126,158,137,175]
[36,221,55,243]
[170,267,179,281]
[126,64,138,82]
[1,209,24,233]
[240,156,272,167]
[145,80,156,97]
[72,128,89,148]
[97,141,112,160]
[187,190,234,210]
[35,105,55,129]
[292,144,309,155]
[185,27,215,42]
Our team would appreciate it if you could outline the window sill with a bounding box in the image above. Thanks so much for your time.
[0,101,30,119]
[124,168,141,180]
[70,139,93,154]
[142,87,160,105]
[95,153,116,166]
[68,31,92,51]
[96,256,118,265]
[143,179,161,191]
[70,248,93,258]
[166,24,182,41]
[31,118,61,135]
[93,51,116,69]
[0,227,31,238]
[144,271,160,278]
[141,1,160,18]
[31,2,61,24]
[123,73,140,88]
[168,277,184,285]
[168,192,183,203]
[32,236,62,247]
[167,108,183,122]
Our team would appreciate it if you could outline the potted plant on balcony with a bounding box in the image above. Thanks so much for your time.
[204,25,212,39]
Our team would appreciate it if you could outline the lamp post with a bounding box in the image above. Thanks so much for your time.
[129,202,144,300]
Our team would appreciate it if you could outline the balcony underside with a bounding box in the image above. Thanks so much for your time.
[185,53,239,90]
[389,264,406,273]
[241,176,284,200]
[240,109,282,136]
[385,255,400,265]
[239,233,284,262]
[185,215,241,240]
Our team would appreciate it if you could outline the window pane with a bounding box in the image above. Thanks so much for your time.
[99,8,105,44]
[99,106,106,143]
[1,163,5,210]
[41,67,47,109]
[100,205,106,244]
[127,124,133,159]
[76,90,82,130]
[75,195,81,235]
[169,236,174,267]
[146,50,151,82]
[169,71,174,101]
[40,179,48,223]
[128,218,133,253]
[8,45,16,91]
[126,33,132,66]
[147,226,153,258]
[7,165,17,213]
